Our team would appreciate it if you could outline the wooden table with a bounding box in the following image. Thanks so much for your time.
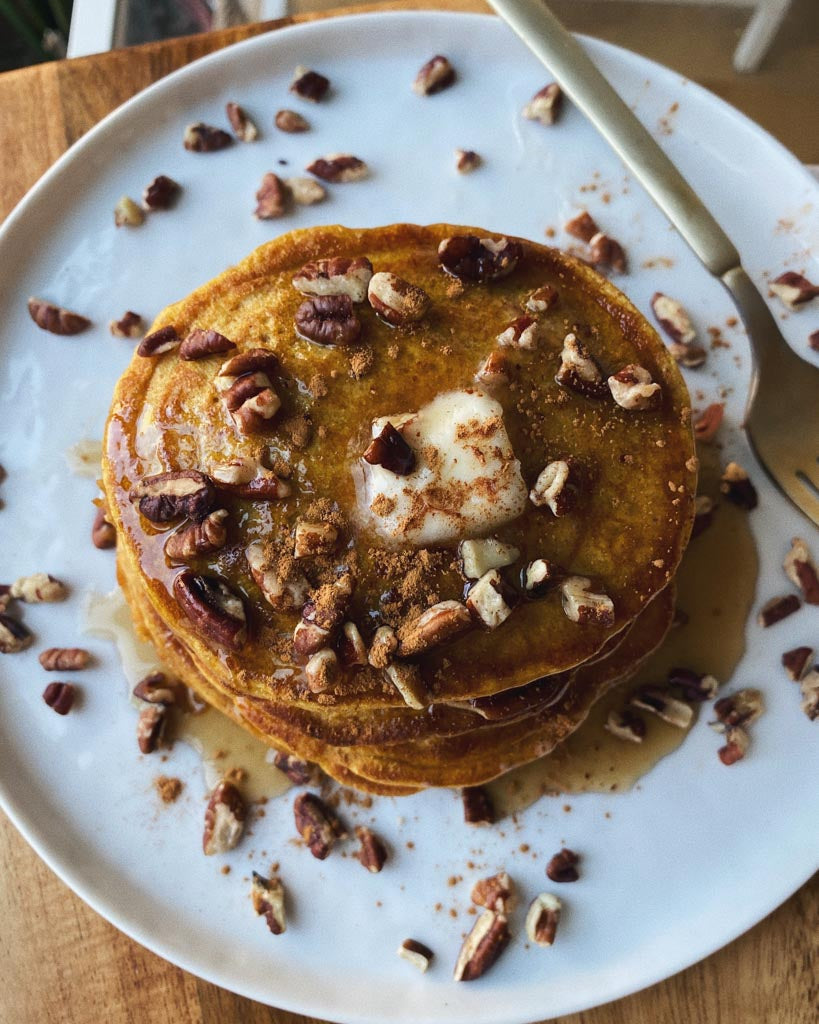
[0,3,816,1021]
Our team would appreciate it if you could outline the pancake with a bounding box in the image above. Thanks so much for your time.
[103,222,695,792]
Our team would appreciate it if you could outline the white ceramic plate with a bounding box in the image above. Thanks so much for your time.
[0,12,817,1023]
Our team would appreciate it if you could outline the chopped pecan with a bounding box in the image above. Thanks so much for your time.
[466,569,516,629]
[546,847,580,883]
[203,780,246,854]
[367,272,430,326]
[306,154,368,183]
[136,324,180,357]
[604,707,646,743]
[692,493,715,537]
[287,176,326,205]
[27,297,90,335]
[564,211,599,243]
[273,751,319,785]
[667,667,719,702]
[608,364,661,410]
[43,681,75,715]
[0,614,32,654]
[650,292,696,345]
[453,911,510,982]
[784,537,819,604]
[720,462,757,510]
[226,101,258,141]
[692,403,724,443]
[9,573,66,603]
[471,871,515,913]
[799,668,819,720]
[385,661,427,710]
[355,825,388,873]
[368,625,398,669]
[522,82,563,125]
[438,235,522,283]
[782,646,814,681]
[293,791,340,859]
[338,621,368,668]
[497,314,539,350]
[630,687,693,727]
[254,172,288,219]
[304,648,340,693]
[413,55,455,95]
[130,470,215,523]
[251,872,286,934]
[183,122,232,152]
[555,332,608,398]
[114,195,144,228]
[475,350,513,386]
[589,232,627,272]
[459,538,519,580]
[398,600,472,656]
[529,459,573,515]
[669,341,708,368]
[398,939,433,972]
[525,893,562,948]
[560,576,614,627]
[363,421,416,475]
[757,594,801,627]
[164,509,228,561]
[455,148,481,173]
[290,65,329,102]
[39,647,90,671]
[293,520,338,558]
[133,671,177,706]
[109,311,144,339]
[523,557,564,596]
[246,541,308,612]
[136,704,166,753]
[711,688,764,731]
[293,256,373,302]
[526,284,558,313]
[295,294,361,346]
[293,619,332,662]
[142,174,180,210]
[769,271,819,309]
[173,571,247,650]
[275,108,310,132]
[462,786,494,825]
[718,726,750,765]
[179,328,236,360]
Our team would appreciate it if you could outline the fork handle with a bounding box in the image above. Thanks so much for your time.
[488,0,741,277]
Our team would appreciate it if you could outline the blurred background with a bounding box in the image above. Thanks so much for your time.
[1,0,817,160]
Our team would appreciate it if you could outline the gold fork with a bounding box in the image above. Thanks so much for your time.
[489,0,819,526]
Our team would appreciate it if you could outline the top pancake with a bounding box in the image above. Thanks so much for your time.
[104,223,695,705]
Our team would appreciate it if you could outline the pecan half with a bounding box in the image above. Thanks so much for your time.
[287,176,326,205]
[251,872,286,934]
[608,364,661,410]
[293,792,340,859]
[525,893,562,947]
[784,537,819,604]
[27,297,90,336]
[604,708,646,743]
[398,600,472,657]
[142,174,180,210]
[39,647,90,671]
[275,108,310,133]
[133,671,177,706]
[355,825,388,873]
[523,557,564,596]
[290,65,329,102]
[362,421,416,475]
[438,235,522,283]
[109,311,144,339]
[720,461,757,510]
[338,621,368,668]
[306,154,368,183]
[295,294,361,346]
[114,195,144,228]
[555,332,608,398]
[693,403,724,443]
[226,101,258,141]
[173,571,247,650]
[9,573,66,603]
[471,871,515,913]
[0,614,32,653]
[453,911,510,982]
[529,459,573,515]
[413,55,455,95]
[43,681,75,715]
[385,661,427,710]
[769,271,819,309]
[651,292,696,346]
[274,751,319,785]
[466,570,516,629]
[546,847,580,883]
[254,172,288,219]
[130,469,215,523]
[203,780,246,855]
[368,272,430,326]
[368,625,398,669]
[293,256,373,302]
[526,284,558,313]
[564,210,600,243]
[462,786,494,825]
[136,704,166,753]
[398,939,433,972]
[222,373,281,434]
[183,122,232,152]
[304,647,340,693]
[293,520,338,558]
[667,667,719,702]
[522,82,563,125]
[164,509,228,561]
[631,687,693,728]
[459,538,519,580]
[782,645,814,681]
[497,314,539,350]
[560,576,615,627]
[136,324,180,357]
[589,232,627,272]
[217,348,280,382]
[179,328,236,360]
[757,593,801,627]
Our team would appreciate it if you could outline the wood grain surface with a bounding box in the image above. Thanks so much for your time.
[0,3,816,1022]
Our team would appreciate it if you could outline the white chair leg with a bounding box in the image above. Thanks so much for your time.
[733,0,793,73]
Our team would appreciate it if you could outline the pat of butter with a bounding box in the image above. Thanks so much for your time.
[359,389,527,546]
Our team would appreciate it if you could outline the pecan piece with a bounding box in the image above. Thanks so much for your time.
[293,792,340,859]
[246,541,309,612]
[43,681,75,715]
[385,661,427,710]
[471,871,515,914]
[9,573,66,603]
[306,154,368,183]
[453,911,510,982]
[589,232,627,272]
[711,688,764,731]
[183,122,232,152]
[799,668,819,721]
[109,311,144,339]
[398,600,472,657]
[438,234,522,283]
[39,647,90,671]
[459,538,519,580]
[784,537,819,605]
[0,614,32,654]
[142,174,180,211]
[273,751,319,786]
[293,520,338,558]
[413,54,455,95]
[136,704,166,753]
[293,619,332,662]
[338,621,368,668]
[290,65,329,102]
[651,292,696,346]
[223,374,281,434]
[523,558,564,596]
[718,726,750,765]
[254,172,288,219]
[605,708,646,743]
[27,297,90,336]
[398,939,433,973]
[630,687,693,728]
[466,570,516,629]
[216,347,279,384]
[275,108,310,133]
[462,786,494,825]
[526,284,558,313]
[287,176,326,205]
[90,503,117,548]
[669,340,708,368]
[355,825,388,873]
[136,324,180,357]
[560,576,614,627]
[455,148,481,173]
[608,364,661,410]
[497,314,539,350]
[525,893,562,947]
[130,469,215,523]
[293,256,373,302]
[529,459,573,515]
[693,403,724,443]
[546,847,580,883]
[367,272,430,326]
[564,210,599,243]
[173,571,247,650]
[667,667,719,702]
[362,421,416,475]
[226,101,258,141]
[720,462,757,510]
[757,594,801,627]
[114,195,144,227]
[522,82,563,125]
[782,646,814,682]
[475,350,513,386]
[179,328,236,360]
[769,271,819,309]
[133,671,177,706]
[555,332,608,398]
[203,780,246,854]
[251,872,286,934]
[692,494,716,539]
[295,294,361,346]
[368,625,397,669]
[304,647,340,693]
[164,509,228,561]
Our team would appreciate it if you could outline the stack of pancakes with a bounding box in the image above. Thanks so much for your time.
[104,224,696,794]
